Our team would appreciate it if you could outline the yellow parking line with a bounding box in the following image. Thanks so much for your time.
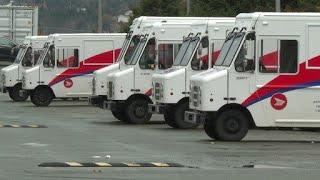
[151,162,170,167]
[123,163,141,167]
[65,162,83,167]
[10,124,20,128]
[95,162,112,167]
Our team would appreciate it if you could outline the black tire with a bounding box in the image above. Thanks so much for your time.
[173,101,199,129]
[111,109,128,122]
[204,118,218,140]
[164,107,178,128]
[8,84,29,102]
[126,98,152,124]
[214,109,249,141]
[30,87,53,107]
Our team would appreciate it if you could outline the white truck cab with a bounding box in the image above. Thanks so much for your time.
[89,16,217,108]
[22,33,125,107]
[185,12,320,141]
[149,18,235,129]
[104,20,204,124]
[1,36,47,101]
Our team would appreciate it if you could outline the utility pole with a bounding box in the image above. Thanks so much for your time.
[98,0,103,32]
[187,0,191,15]
[275,0,281,12]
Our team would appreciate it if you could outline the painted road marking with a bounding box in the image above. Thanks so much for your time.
[65,162,83,167]
[0,124,47,128]
[39,162,189,168]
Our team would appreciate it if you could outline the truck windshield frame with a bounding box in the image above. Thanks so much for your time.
[123,35,142,65]
[173,37,200,66]
[214,31,246,67]
[13,45,28,64]
[37,42,50,65]
[116,31,133,63]
[125,35,148,65]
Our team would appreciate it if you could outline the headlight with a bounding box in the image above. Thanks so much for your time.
[22,75,26,89]
[108,81,114,98]
[154,82,163,101]
[191,85,201,107]
[1,74,5,83]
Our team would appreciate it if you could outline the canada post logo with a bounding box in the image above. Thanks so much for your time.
[270,93,287,110]
[64,79,73,88]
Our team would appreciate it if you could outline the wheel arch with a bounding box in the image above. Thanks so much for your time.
[217,103,256,128]
[126,93,152,104]
[34,85,56,98]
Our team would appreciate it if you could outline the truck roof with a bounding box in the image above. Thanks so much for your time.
[237,12,320,20]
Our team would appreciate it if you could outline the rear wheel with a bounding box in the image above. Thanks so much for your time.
[8,84,29,102]
[213,109,249,141]
[173,101,199,129]
[30,87,53,107]
[164,107,178,128]
[126,98,152,124]
[204,113,218,139]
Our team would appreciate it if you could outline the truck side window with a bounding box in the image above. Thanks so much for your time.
[259,39,298,74]
[235,33,255,72]
[158,44,180,70]
[21,47,32,67]
[191,37,209,70]
[33,49,43,65]
[57,49,79,68]
[279,40,298,73]
[139,38,156,70]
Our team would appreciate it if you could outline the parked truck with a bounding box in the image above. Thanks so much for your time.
[148,18,235,129]
[1,35,47,101]
[103,20,207,124]
[185,12,320,141]
[89,17,216,109]
[22,33,125,106]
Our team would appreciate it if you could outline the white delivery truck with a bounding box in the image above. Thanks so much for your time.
[89,16,216,108]
[22,33,125,107]
[1,35,47,101]
[0,5,38,42]
[185,12,320,141]
[149,19,235,129]
[104,20,204,124]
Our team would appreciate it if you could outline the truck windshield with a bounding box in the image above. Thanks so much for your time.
[123,35,141,64]
[13,46,27,64]
[173,37,200,66]
[215,32,245,67]
[125,36,148,65]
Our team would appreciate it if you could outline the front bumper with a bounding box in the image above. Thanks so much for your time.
[184,110,206,125]
[88,96,106,108]
[148,103,167,114]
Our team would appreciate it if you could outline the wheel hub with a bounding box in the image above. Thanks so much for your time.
[135,106,146,118]
[225,118,240,133]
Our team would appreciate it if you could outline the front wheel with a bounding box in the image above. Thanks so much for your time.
[111,104,128,122]
[8,84,29,102]
[213,109,249,141]
[173,101,199,129]
[30,87,53,107]
[126,98,152,124]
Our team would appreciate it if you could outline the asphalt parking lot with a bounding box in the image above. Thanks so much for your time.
[1,94,320,179]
